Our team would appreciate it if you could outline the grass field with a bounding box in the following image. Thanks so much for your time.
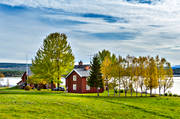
[0,88,180,119]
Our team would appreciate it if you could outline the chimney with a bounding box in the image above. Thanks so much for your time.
[84,66,90,70]
[79,61,83,66]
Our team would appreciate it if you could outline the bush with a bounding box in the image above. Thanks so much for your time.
[169,93,172,96]
[24,85,32,91]
[150,94,156,97]
[120,89,124,93]
[164,93,168,96]
[173,94,178,97]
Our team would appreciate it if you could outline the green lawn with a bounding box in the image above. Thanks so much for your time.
[0,88,180,119]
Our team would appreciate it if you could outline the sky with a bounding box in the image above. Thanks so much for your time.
[0,0,180,65]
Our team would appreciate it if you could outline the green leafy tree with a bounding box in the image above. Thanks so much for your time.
[31,33,74,89]
[98,49,111,64]
[88,55,103,96]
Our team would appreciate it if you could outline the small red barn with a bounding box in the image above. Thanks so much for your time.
[66,61,104,93]
[17,72,28,88]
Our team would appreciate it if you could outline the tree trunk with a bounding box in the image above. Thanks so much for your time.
[97,88,99,96]
[106,78,109,96]
[136,88,138,97]
[57,77,60,89]
[114,88,115,96]
[108,87,109,96]
[118,79,121,97]
[51,80,54,90]
[159,86,161,96]
[150,88,152,96]
[164,86,166,95]
[131,88,133,97]
[146,88,147,96]
[125,88,127,97]
[141,87,142,97]
[107,79,109,96]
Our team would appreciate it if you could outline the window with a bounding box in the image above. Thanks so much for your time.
[73,84,76,90]
[86,84,90,90]
[73,75,77,81]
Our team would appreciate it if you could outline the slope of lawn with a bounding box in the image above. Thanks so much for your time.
[0,88,180,119]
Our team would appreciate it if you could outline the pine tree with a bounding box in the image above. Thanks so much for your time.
[88,55,103,96]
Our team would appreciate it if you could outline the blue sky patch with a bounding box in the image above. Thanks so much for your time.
[82,13,128,23]
[0,4,27,14]
[126,0,160,4]
[39,17,87,26]
[149,25,162,28]
[91,32,138,40]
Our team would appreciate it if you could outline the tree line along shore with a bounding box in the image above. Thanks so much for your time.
[1,32,173,97]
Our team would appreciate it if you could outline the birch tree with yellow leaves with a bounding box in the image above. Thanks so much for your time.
[101,56,112,96]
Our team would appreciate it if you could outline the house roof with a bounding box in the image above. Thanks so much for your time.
[66,64,90,78]
[75,68,90,77]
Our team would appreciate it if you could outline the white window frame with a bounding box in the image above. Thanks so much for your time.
[73,75,77,81]
[86,84,90,90]
[73,84,76,90]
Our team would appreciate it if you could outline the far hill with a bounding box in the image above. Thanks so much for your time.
[0,63,31,77]
[0,63,31,71]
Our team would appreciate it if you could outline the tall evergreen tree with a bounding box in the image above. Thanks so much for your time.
[88,55,103,96]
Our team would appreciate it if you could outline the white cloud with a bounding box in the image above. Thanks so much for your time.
[0,0,180,65]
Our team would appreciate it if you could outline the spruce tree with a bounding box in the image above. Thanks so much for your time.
[88,55,103,96]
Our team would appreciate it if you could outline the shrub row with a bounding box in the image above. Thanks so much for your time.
[164,93,179,97]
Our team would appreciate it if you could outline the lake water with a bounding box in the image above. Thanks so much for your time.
[166,77,180,95]
[0,77,66,87]
[0,77,21,87]
[0,77,179,95]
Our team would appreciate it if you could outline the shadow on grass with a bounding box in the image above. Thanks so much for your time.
[0,89,152,98]
[0,89,65,95]
[103,100,173,119]
[0,88,165,100]
[63,94,174,119]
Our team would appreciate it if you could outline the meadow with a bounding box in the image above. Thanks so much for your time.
[0,88,180,119]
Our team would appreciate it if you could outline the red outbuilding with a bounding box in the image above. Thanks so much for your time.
[17,72,28,88]
[66,61,104,93]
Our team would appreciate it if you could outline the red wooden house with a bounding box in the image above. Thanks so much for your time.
[17,71,56,89]
[17,72,28,88]
[66,61,104,93]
